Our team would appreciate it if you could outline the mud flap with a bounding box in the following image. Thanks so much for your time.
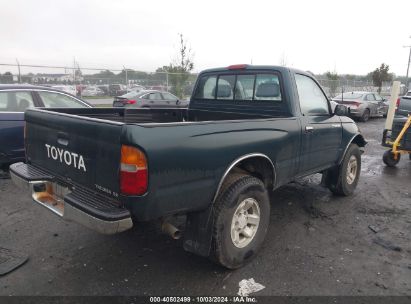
[183,206,214,257]
[321,166,339,190]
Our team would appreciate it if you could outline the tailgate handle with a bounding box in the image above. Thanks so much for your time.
[57,132,69,146]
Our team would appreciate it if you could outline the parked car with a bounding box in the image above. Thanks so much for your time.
[112,90,188,108]
[82,86,105,97]
[10,65,366,269]
[51,85,77,96]
[0,85,91,169]
[108,84,127,96]
[127,85,146,93]
[332,91,389,122]
[97,85,109,95]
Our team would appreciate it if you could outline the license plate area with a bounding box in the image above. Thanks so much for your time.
[31,181,70,217]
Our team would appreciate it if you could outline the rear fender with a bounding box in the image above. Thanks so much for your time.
[183,153,276,257]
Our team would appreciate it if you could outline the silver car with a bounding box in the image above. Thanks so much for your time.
[112,90,188,108]
[332,91,388,122]
[82,86,105,97]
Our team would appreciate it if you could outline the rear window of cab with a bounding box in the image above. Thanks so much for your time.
[193,73,282,102]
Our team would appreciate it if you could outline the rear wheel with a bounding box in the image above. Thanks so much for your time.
[361,109,370,122]
[210,175,270,269]
[383,150,400,167]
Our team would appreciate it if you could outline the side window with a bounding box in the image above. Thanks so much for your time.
[374,94,382,101]
[162,92,178,101]
[295,74,329,115]
[0,91,35,112]
[366,94,375,101]
[254,74,282,101]
[0,93,6,110]
[235,75,255,100]
[38,91,86,108]
[217,75,235,100]
[148,93,162,100]
[193,75,217,99]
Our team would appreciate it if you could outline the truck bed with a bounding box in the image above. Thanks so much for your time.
[23,106,297,221]
[43,107,289,125]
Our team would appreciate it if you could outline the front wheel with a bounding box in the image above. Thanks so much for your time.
[210,175,270,269]
[361,109,370,122]
[323,144,361,196]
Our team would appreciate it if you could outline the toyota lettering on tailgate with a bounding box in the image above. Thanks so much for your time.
[45,144,87,172]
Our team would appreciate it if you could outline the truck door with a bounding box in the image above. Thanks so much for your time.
[365,93,377,115]
[294,74,342,174]
[147,92,168,107]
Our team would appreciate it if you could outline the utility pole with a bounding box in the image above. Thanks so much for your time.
[405,45,411,91]
[73,57,76,84]
[16,58,21,83]
[123,66,128,89]
[403,35,411,91]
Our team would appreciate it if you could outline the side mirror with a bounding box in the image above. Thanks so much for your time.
[335,104,349,116]
[176,99,180,105]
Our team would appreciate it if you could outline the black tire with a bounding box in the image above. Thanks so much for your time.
[210,175,270,269]
[361,109,370,122]
[383,150,400,167]
[323,144,361,196]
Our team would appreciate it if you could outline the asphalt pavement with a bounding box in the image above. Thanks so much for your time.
[0,117,410,296]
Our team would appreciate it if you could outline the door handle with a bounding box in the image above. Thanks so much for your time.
[305,126,314,132]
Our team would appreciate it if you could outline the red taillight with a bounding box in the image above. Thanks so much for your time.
[396,98,401,108]
[126,99,136,104]
[352,101,361,107]
[228,64,248,70]
[120,145,148,195]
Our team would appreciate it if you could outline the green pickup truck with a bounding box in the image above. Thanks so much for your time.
[10,65,366,268]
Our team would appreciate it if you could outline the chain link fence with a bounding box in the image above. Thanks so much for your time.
[316,79,394,99]
[0,63,198,99]
[1,63,399,100]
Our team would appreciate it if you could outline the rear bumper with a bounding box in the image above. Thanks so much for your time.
[9,162,133,235]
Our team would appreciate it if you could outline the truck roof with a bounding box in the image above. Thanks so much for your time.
[199,65,310,77]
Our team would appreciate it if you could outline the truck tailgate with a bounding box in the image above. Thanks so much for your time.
[25,109,123,199]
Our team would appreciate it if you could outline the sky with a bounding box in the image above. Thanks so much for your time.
[1,0,411,76]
